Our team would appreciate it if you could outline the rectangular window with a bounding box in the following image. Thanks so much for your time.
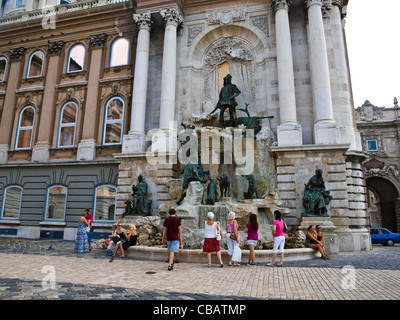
[367,140,378,152]
[15,0,23,6]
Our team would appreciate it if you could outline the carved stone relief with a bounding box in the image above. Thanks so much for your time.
[251,16,270,37]
[355,100,384,122]
[207,9,245,25]
[187,24,204,47]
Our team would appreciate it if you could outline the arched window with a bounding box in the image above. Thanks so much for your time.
[27,50,44,78]
[0,56,7,81]
[15,106,35,150]
[67,44,86,73]
[45,185,67,220]
[57,101,78,148]
[1,185,23,219]
[102,96,124,145]
[109,37,130,67]
[93,185,117,221]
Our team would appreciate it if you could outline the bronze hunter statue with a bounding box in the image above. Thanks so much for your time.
[209,74,241,128]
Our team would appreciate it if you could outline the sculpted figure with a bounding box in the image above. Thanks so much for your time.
[244,174,258,199]
[209,74,241,128]
[205,179,219,205]
[132,175,152,216]
[176,162,209,205]
[302,169,332,217]
[218,174,231,198]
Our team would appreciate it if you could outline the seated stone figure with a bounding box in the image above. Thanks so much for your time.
[302,169,332,217]
[131,175,152,216]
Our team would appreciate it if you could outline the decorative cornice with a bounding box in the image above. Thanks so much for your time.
[160,8,183,28]
[9,47,25,61]
[48,40,65,55]
[271,0,292,12]
[133,12,152,31]
[90,33,107,49]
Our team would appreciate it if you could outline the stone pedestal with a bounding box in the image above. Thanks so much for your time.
[299,217,339,255]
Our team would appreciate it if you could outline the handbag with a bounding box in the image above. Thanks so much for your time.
[230,232,237,240]
[283,220,287,233]
[232,245,242,262]
[216,222,222,241]
[86,226,90,233]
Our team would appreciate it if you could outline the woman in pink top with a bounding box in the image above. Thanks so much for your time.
[244,213,258,266]
[267,210,288,267]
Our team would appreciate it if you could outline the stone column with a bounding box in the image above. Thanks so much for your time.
[304,0,340,145]
[0,47,25,163]
[32,40,64,162]
[329,0,358,150]
[152,8,182,153]
[272,0,302,146]
[77,33,107,161]
[122,12,152,154]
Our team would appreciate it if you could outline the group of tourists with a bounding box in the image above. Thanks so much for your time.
[74,207,332,267]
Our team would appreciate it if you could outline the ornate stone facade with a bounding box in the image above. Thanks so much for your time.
[356,98,400,233]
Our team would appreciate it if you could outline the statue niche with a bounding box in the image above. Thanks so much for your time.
[203,38,255,117]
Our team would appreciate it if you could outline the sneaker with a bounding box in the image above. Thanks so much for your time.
[266,262,275,267]
[228,261,232,266]
[247,262,255,266]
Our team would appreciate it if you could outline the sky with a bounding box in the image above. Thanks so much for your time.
[345,0,400,109]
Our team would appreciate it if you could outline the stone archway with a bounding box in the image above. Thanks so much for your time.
[366,177,400,233]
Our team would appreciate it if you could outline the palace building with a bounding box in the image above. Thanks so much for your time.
[0,0,373,253]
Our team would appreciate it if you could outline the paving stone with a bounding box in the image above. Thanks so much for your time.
[0,238,399,300]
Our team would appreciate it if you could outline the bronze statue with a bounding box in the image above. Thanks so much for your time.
[218,174,231,198]
[205,179,219,205]
[131,175,152,216]
[244,174,258,199]
[176,162,209,205]
[302,169,332,217]
[210,74,241,128]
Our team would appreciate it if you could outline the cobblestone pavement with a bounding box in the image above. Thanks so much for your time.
[0,238,399,301]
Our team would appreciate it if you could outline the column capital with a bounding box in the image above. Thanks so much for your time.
[48,40,65,56]
[90,33,107,49]
[160,8,183,28]
[9,47,25,62]
[331,0,345,8]
[271,0,292,12]
[303,0,323,9]
[133,12,152,31]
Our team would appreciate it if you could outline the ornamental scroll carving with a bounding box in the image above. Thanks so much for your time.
[90,33,107,48]
[9,47,25,61]
[48,40,65,55]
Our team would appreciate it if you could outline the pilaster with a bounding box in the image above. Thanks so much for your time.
[77,33,107,161]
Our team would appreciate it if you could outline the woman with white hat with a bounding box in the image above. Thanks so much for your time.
[203,211,223,267]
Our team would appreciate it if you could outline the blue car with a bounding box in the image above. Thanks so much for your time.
[370,228,400,246]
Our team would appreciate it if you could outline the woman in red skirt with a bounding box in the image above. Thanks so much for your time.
[203,212,224,267]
